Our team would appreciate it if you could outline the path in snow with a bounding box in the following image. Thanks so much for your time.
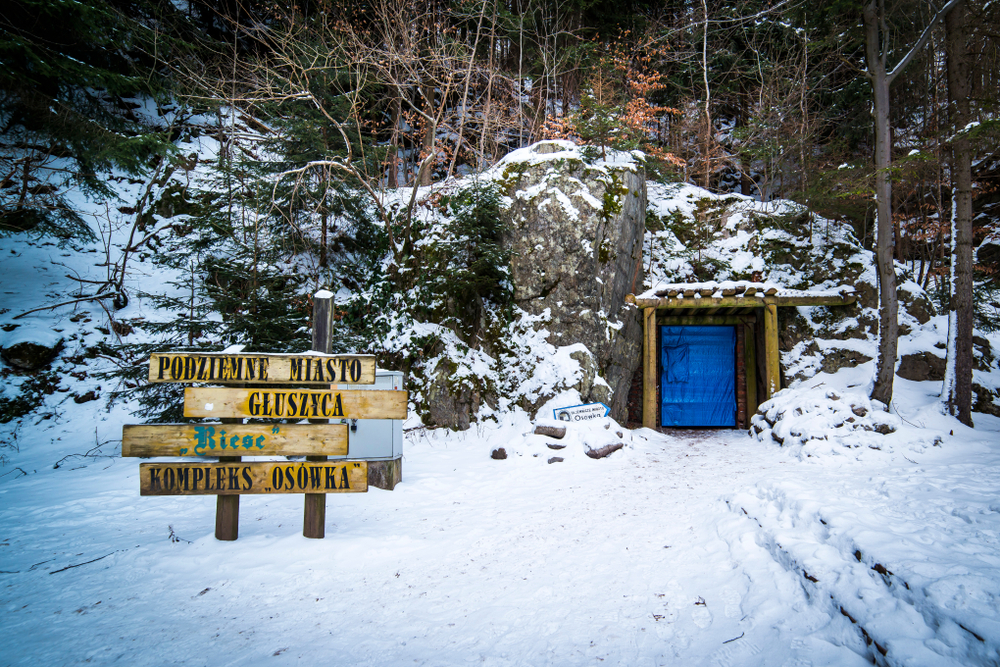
[1,426,879,666]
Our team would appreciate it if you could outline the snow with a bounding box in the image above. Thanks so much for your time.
[2,372,999,665]
[488,140,641,177]
[636,280,854,301]
[2,135,1000,665]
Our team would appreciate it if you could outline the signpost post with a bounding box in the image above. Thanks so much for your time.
[305,292,334,539]
[121,289,406,541]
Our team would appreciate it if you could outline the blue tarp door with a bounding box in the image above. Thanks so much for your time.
[660,325,736,427]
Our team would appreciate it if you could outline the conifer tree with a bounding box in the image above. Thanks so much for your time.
[0,0,185,240]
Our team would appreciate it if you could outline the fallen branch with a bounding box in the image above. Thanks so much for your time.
[49,551,118,574]
[13,293,121,320]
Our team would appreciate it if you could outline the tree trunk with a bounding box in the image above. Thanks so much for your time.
[943,0,974,425]
[861,0,961,406]
[700,0,712,190]
[419,81,435,187]
[864,0,899,407]
[387,95,401,189]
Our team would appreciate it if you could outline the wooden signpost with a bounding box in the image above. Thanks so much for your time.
[121,290,406,541]
[182,387,407,420]
[139,461,367,495]
[148,352,376,385]
[122,423,349,457]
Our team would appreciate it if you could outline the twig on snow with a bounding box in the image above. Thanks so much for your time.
[49,551,119,574]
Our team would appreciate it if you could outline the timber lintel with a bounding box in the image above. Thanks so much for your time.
[657,315,756,326]
[626,293,856,309]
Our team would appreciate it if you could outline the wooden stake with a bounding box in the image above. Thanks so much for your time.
[764,303,780,400]
[642,307,657,429]
[304,291,334,539]
[215,450,240,541]
[744,322,758,415]
[303,455,327,538]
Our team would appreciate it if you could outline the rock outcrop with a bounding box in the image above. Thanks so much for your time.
[497,141,646,421]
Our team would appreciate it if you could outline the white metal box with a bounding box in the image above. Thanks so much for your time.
[331,370,403,461]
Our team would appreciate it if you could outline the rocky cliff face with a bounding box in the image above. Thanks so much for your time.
[495,141,646,421]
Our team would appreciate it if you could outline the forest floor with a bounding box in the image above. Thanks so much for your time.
[2,372,998,666]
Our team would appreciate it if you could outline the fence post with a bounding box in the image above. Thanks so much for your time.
[304,290,335,538]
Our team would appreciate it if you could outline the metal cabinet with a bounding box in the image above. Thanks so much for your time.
[331,370,403,461]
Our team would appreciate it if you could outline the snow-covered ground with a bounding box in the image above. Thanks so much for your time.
[3,136,1000,665]
[2,368,999,666]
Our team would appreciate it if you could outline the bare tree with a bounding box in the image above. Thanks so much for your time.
[942,0,974,424]
[862,0,960,407]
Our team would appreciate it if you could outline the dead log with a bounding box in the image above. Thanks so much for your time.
[586,443,624,459]
[534,424,566,439]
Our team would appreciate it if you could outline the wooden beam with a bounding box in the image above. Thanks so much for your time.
[140,461,368,495]
[305,291,334,539]
[657,315,756,326]
[642,307,657,429]
[626,293,856,309]
[183,387,407,420]
[744,322,758,416]
[764,303,780,400]
[216,415,241,541]
[216,455,240,539]
[122,423,349,457]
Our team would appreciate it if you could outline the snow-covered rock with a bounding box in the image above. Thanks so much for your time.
[493,141,646,421]
[750,386,902,457]
[0,325,64,371]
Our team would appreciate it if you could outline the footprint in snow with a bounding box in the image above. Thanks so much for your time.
[692,605,713,629]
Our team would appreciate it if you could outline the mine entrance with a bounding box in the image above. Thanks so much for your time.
[660,325,736,427]
[628,282,858,431]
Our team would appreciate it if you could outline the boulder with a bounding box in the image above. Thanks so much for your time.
[499,141,645,421]
[897,352,946,382]
[422,358,477,431]
[820,348,872,375]
[1,338,63,371]
[973,384,1000,417]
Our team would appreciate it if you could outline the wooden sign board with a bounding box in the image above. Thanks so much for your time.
[122,423,348,458]
[148,353,376,385]
[139,461,367,495]
[184,387,407,420]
